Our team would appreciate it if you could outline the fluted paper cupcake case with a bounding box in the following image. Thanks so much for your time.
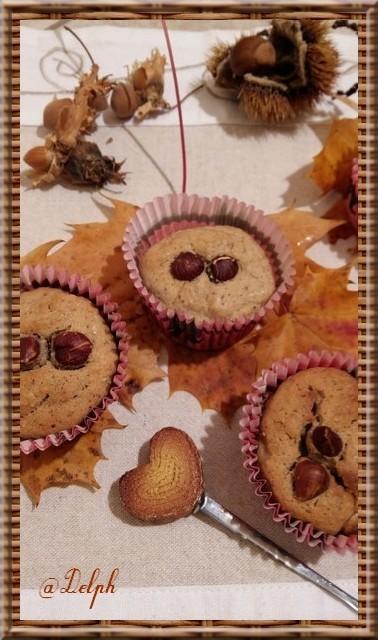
[20,264,129,455]
[239,350,358,553]
[347,158,358,231]
[122,193,295,350]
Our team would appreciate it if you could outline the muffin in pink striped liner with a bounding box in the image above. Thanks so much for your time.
[122,193,295,350]
[240,350,358,553]
[347,158,358,231]
[20,264,128,455]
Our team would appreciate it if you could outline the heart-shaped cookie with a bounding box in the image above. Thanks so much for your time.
[119,427,204,523]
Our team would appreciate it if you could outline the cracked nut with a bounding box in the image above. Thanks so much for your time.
[206,256,239,283]
[312,426,343,458]
[170,252,205,281]
[21,334,47,370]
[293,458,329,501]
[111,82,140,119]
[51,331,93,369]
[230,36,277,77]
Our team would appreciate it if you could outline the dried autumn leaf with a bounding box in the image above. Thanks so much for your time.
[310,117,358,193]
[130,49,170,121]
[167,334,256,422]
[271,208,343,277]
[253,263,357,373]
[322,196,355,244]
[21,410,119,506]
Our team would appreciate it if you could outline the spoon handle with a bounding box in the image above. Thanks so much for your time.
[199,494,358,613]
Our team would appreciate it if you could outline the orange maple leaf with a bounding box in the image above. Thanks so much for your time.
[20,410,120,506]
[253,263,357,374]
[167,333,257,422]
[271,208,343,278]
[309,118,357,194]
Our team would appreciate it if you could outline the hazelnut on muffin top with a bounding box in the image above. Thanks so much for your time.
[139,225,276,321]
[21,287,118,439]
[257,367,358,535]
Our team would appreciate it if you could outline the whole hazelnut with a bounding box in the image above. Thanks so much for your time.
[230,36,277,76]
[43,98,73,130]
[293,459,329,501]
[111,82,140,119]
[132,67,148,91]
[51,331,93,369]
[89,92,108,112]
[24,146,53,173]
[21,335,40,370]
[170,252,205,282]
[312,426,343,458]
[206,256,239,283]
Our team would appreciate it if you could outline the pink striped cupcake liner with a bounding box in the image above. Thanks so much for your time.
[20,264,129,455]
[347,158,358,231]
[122,193,295,350]
[239,350,358,553]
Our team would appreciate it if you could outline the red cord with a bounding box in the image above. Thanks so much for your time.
[162,19,187,194]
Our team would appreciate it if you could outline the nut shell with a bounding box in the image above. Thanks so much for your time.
[111,82,140,119]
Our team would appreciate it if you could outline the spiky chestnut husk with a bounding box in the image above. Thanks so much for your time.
[207,19,339,124]
[63,140,125,186]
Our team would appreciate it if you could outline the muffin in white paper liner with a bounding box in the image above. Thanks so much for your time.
[122,193,295,350]
[239,350,358,553]
[20,264,128,454]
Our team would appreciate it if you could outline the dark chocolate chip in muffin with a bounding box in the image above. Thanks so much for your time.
[170,252,205,282]
[21,334,47,370]
[206,256,239,283]
[51,331,93,369]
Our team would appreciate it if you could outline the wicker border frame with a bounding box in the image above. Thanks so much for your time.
[1,2,377,638]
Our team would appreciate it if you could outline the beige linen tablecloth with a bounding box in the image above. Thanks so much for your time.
[20,19,358,621]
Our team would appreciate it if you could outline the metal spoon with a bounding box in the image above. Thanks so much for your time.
[196,494,358,613]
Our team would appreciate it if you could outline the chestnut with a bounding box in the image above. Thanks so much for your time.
[230,36,277,77]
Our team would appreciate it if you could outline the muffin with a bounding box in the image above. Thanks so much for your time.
[258,367,357,536]
[139,225,276,322]
[240,351,358,551]
[20,264,128,453]
[21,287,119,439]
[123,193,295,350]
